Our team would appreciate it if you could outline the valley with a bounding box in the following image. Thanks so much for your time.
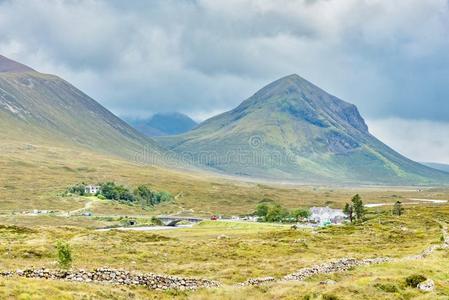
[1,139,449,299]
[1,54,449,299]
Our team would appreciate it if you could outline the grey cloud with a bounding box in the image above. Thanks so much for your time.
[368,118,449,164]
[0,0,448,123]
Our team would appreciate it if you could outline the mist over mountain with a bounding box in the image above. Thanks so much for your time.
[126,112,197,137]
[0,54,163,160]
[157,74,449,185]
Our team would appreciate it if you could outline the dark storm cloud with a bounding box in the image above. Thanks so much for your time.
[0,0,449,123]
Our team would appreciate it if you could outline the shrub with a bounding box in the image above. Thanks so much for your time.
[56,241,72,269]
[151,216,164,226]
[392,201,404,216]
[67,183,86,196]
[100,182,135,202]
[265,204,289,222]
[292,208,311,221]
[374,283,399,293]
[322,294,339,300]
[254,203,310,223]
[255,204,269,217]
[405,274,427,288]
[134,185,172,206]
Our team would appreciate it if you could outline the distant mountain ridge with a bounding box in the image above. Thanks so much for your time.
[157,74,449,185]
[423,162,449,173]
[0,54,164,160]
[126,112,198,137]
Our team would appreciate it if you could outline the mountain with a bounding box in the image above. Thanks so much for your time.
[126,112,198,137]
[422,162,449,174]
[0,54,163,160]
[157,74,449,185]
[0,54,35,72]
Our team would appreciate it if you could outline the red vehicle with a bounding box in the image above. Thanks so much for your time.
[210,215,219,221]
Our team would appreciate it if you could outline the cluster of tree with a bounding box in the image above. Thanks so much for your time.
[100,182,135,202]
[66,182,173,206]
[133,185,173,207]
[67,183,87,196]
[343,194,365,223]
[255,202,311,223]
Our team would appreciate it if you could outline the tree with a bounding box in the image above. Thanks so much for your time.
[100,182,121,200]
[343,203,354,223]
[392,201,404,216]
[255,204,269,218]
[134,185,155,206]
[68,183,86,196]
[158,191,173,203]
[56,241,72,269]
[134,185,173,207]
[292,208,311,221]
[265,204,289,222]
[351,194,365,221]
[100,182,135,202]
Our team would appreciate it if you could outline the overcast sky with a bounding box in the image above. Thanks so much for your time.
[0,0,448,163]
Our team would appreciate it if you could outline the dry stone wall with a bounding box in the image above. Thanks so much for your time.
[0,268,220,290]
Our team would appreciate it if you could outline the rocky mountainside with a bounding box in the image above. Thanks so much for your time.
[0,55,163,161]
[126,112,198,137]
[157,74,449,184]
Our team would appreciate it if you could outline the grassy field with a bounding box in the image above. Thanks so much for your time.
[2,140,448,218]
[1,140,449,299]
[0,203,448,299]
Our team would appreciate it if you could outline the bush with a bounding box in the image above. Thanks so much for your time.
[405,274,427,288]
[56,241,72,269]
[151,216,164,226]
[100,182,135,202]
[254,203,310,223]
[374,283,399,293]
[322,294,339,300]
[255,204,269,217]
[265,204,289,222]
[67,183,86,196]
[134,185,173,206]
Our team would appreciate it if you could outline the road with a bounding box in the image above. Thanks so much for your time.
[365,198,448,208]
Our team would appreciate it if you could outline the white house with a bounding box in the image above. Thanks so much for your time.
[308,206,346,226]
[84,185,101,195]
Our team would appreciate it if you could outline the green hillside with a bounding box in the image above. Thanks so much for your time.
[0,55,163,161]
[157,74,449,185]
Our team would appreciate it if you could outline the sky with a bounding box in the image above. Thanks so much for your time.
[0,0,448,163]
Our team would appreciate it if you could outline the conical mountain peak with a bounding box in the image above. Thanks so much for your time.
[156,75,449,184]
[0,54,35,73]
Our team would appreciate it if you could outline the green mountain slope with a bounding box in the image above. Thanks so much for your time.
[125,112,198,137]
[157,74,449,185]
[0,55,163,161]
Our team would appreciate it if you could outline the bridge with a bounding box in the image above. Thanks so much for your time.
[156,215,204,226]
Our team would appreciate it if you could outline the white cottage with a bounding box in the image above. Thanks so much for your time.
[308,206,346,226]
[84,185,101,195]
